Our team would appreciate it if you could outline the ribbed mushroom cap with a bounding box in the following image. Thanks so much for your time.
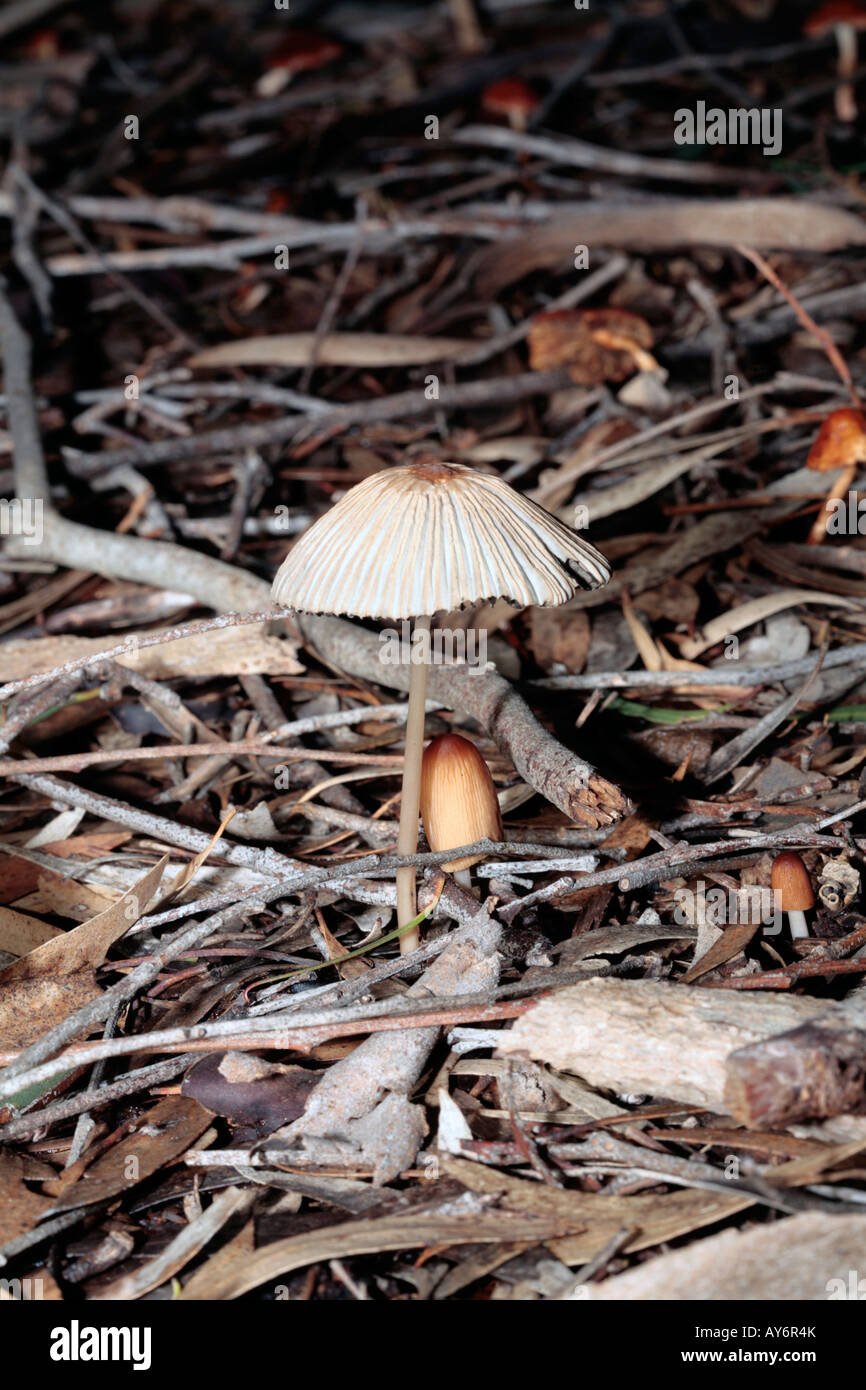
[771,852,815,911]
[420,732,503,872]
[271,460,611,618]
[806,408,866,472]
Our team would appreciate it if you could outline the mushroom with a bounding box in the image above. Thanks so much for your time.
[805,406,866,544]
[22,28,60,60]
[420,732,503,889]
[271,459,610,951]
[804,2,866,122]
[771,852,815,940]
[257,30,342,98]
[528,307,657,386]
[480,78,540,132]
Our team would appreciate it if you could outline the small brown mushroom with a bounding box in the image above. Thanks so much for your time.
[480,77,540,132]
[257,30,342,97]
[771,852,815,940]
[805,407,866,544]
[804,1,866,121]
[420,733,503,888]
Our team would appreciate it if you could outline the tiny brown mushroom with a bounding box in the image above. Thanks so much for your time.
[771,852,815,940]
[480,77,540,132]
[805,407,866,544]
[804,1,866,122]
[257,30,342,97]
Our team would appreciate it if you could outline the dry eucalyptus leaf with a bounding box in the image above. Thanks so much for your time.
[0,857,166,1051]
[45,1095,212,1212]
[524,606,590,672]
[178,1189,592,1301]
[633,578,700,626]
[25,809,85,848]
[475,200,866,295]
[189,332,474,369]
[0,904,62,957]
[182,1052,318,1132]
[16,869,118,923]
[0,1151,52,1244]
[445,1156,753,1266]
[681,589,857,660]
[226,802,282,842]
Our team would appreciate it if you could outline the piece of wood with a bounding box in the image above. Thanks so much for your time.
[0,624,301,682]
[498,977,866,1129]
[726,1021,866,1128]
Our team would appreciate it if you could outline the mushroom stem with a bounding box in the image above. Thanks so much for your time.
[834,21,858,122]
[806,462,857,543]
[788,909,810,940]
[454,868,473,890]
[396,614,431,953]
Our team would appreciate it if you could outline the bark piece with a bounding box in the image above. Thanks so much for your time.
[498,977,866,1141]
[0,625,301,682]
[726,1021,866,1128]
[498,977,829,1108]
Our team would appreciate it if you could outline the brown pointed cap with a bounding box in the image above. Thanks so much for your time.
[420,732,503,871]
[271,460,611,619]
[771,852,815,911]
[806,408,866,472]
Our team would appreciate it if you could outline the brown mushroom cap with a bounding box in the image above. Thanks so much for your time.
[420,733,503,871]
[481,77,539,117]
[771,852,815,911]
[804,1,866,34]
[266,30,342,74]
[806,408,866,472]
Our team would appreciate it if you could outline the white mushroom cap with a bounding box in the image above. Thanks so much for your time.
[272,459,611,619]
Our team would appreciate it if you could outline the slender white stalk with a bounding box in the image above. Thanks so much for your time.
[454,868,473,890]
[787,909,809,940]
[397,616,431,952]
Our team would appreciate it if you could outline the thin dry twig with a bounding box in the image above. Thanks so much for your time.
[736,243,860,407]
